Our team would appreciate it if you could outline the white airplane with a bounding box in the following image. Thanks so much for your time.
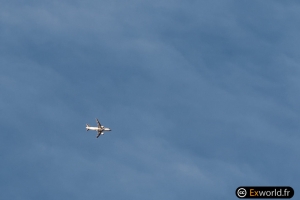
[86,118,111,138]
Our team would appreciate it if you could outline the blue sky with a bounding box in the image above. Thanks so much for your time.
[1,1,299,199]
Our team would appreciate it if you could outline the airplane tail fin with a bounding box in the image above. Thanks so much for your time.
[86,124,90,131]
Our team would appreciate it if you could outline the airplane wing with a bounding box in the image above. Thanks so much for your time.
[96,130,103,138]
[96,118,102,128]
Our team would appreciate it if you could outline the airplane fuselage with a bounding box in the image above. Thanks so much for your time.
[86,126,111,131]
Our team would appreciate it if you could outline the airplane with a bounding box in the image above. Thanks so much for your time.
[86,118,111,138]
